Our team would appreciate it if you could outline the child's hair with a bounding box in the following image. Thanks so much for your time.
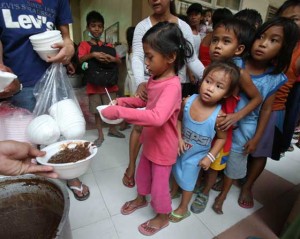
[203,9,213,16]
[186,3,203,15]
[202,60,240,96]
[212,8,233,28]
[276,0,300,16]
[214,18,256,57]
[126,26,135,53]
[86,11,104,26]
[142,22,194,75]
[234,8,263,29]
[251,17,299,74]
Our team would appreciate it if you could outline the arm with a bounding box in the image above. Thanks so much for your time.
[180,20,204,79]
[0,140,57,178]
[132,20,148,89]
[102,84,181,126]
[218,69,263,131]
[177,98,187,155]
[47,24,75,65]
[243,94,275,155]
[200,113,227,170]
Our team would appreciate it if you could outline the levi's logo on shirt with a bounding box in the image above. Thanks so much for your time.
[2,9,54,29]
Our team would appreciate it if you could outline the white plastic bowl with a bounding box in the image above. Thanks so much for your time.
[29,30,61,41]
[35,48,59,61]
[0,71,17,92]
[36,140,97,179]
[97,105,123,125]
[26,114,60,145]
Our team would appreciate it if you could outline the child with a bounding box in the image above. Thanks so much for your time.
[213,17,299,214]
[169,61,240,222]
[240,1,300,209]
[101,22,194,236]
[234,8,263,29]
[123,26,136,97]
[78,11,125,147]
[190,18,262,214]
[200,9,213,39]
[199,8,233,67]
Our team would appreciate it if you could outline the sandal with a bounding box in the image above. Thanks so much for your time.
[121,200,148,215]
[94,138,104,147]
[119,124,131,131]
[287,144,294,152]
[168,210,191,223]
[122,168,135,188]
[190,192,209,214]
[138,220,169,236]
[67,181,90,201]
[108,131,125,138]
[212,196,225,214]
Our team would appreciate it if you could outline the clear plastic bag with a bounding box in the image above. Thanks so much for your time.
[33,63,79,116]
[33,63,86,140]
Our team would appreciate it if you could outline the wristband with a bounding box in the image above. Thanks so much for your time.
[207,152,216,163]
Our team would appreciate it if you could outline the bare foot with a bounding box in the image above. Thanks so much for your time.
[212,195,225,214]
[238,188,254,208]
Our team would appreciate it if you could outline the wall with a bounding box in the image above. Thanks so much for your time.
[242,0,286,20]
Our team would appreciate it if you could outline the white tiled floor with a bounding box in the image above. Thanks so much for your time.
[68,128,300,239]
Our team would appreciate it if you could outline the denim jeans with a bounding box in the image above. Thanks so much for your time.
[10,86,36,112]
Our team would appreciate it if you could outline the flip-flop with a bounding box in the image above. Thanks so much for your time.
[138,220,169,236]
[168,210,191,223]
[94,138,104,147]
[122,168,135,188]
[108,131,125,138]
[238,190,254,209]
[121,200,148,215]
[67,182,90,201]
[119,125,131,131]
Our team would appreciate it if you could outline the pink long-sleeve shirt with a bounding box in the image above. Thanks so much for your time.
[102,76,181,166]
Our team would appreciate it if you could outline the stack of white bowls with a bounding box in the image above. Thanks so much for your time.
[29,30,62,61]
[49,99,86,139]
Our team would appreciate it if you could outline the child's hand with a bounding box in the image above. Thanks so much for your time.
[199,156,211,171]
[178,139,187,155]
[109,99,118,106]
[243,138,259,155]
[93,52,109,62]
[101,106,120,120]
[217,113,239,131]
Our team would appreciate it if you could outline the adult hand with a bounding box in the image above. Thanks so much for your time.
[136,82,148,101]
[66,62,76,75]
[0,79,22,99]
[47,38,75,65]
[0,63,13,72]
[0,140,57,178]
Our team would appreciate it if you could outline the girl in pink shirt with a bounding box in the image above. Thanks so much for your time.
[101,22,194,236]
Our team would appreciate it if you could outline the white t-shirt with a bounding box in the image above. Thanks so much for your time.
[132,17,204,89]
